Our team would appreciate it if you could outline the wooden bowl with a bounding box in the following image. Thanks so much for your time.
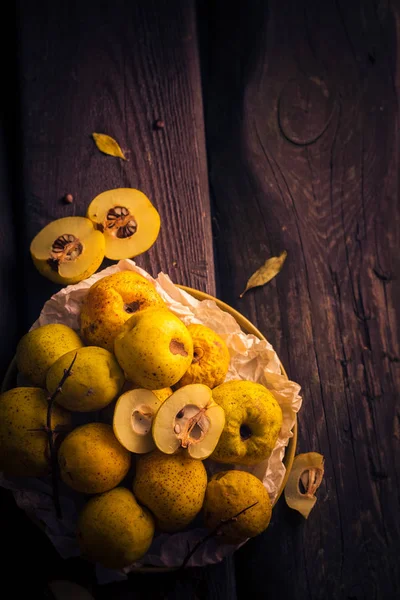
[1,285,297,571]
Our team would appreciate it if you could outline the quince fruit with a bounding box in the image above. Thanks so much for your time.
[58,423,131,494]
[77,487,155,569]
[114,308,193,389]
[16,323,84,387]
[133,449,207,532]
[87,188,160,259]
[203,470,272,542]
[80,270,165,352]
[30,216,105,285]
[46,346,125,412]
[152,384,225,459]
[211,380,282,466]
[113,388,165,454]
[175,324,230,389]
[0,387,71,477]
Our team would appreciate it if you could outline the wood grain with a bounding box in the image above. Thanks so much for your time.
[3,2,234,599]
[204,1,400,598]
[15,0,215,329]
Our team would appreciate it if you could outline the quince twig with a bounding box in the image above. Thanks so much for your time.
[180,501,259,569]
[46,352,77,519]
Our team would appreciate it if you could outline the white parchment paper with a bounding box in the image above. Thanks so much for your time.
[0,259,302,581]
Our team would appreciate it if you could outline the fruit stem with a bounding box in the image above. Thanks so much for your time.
[179,501,259,569]
[46,352,77,519]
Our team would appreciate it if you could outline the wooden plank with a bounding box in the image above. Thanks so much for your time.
[16,0,215,330]
[204,1,400,598]
[2,2,235,598]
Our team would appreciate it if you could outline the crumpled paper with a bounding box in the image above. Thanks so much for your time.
[0,259,302,581]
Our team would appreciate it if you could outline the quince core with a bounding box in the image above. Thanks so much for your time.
[87,188,160,259]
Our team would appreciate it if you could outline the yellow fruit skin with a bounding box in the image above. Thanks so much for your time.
[58,423,131,494]
[114,309,194,389]
[80,271,165,352]
[211,380,283,466]
[46,346,125,412]
[77,487,155,569]
[16,323,84,387]
[175,324,230,389]
[133,450,207,532]
[31,230,105,285]
[0,387,71,477]
[203,470,272,542]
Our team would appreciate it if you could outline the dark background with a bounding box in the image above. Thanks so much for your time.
[1,1,399,598]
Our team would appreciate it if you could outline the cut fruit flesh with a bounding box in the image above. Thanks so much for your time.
[113,389,162,453]
[152,384,225,459]
[87,188,161,259]
[30,217,105,284]
[284,452,325,519]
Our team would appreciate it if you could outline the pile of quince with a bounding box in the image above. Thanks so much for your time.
[0,270,283,570]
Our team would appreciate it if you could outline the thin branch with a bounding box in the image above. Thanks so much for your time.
[46,352,77,519]
[180,501,259,569]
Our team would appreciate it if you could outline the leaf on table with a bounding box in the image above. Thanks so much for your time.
[240,250,287,298]
[284,452,325,519]
[92,133,126,159]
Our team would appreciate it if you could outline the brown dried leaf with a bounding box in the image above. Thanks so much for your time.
[240,250,287,298]
[92,133,126,160]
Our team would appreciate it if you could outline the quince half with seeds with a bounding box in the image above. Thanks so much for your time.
[30,216,105,285]
[152,384,225,459]
[87,188,160,259]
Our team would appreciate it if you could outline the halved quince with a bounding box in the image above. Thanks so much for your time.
[152,384,225,460]
[113,389,164,453]
[87,188,160,259]
[30,217,105,285]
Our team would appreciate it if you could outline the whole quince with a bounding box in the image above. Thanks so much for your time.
[58,423,131,494]
[0,387,71,477]
[80,270,165,351]
[203,470,272,542]
[211,380,282,466]
[133,449,207,532]
[77,487,155,569]
[16,323,84,387]
[114,308,193,389]
[174,324,230,389]
[46,346,125,412]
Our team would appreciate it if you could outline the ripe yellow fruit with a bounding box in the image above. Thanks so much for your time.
[211,380,283,466]
[203,470,272,542]
[77,487,155,569]
[114,309,193,389]
[46,346,125,412]
[80,270,165,352]
[30,216,105,285]
[87,188,161,260]
[16,323,84,387]
[58,423,131,494]
[0,387,71,477]
[133,450,207,532]
[175,324,230,389]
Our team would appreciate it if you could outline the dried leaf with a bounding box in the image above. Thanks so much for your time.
[240,250,287,298]
[92,133,126,160]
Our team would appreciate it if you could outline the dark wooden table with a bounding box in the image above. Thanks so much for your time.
[1,1,399,598]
